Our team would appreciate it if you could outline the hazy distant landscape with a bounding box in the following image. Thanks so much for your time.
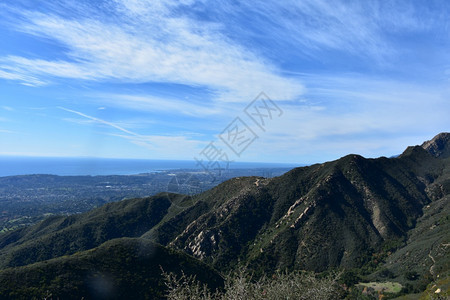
[0,166,292,232]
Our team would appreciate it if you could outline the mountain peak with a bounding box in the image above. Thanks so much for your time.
[421,132,450,158]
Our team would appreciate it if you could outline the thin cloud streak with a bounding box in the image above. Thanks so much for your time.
[57,107,206,158]
[58,107,143,138]
[102,94,222,116]
[0,68,46,86]
[107,132,206,159]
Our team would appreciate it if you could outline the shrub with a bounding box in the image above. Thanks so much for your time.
[162,267,342,300]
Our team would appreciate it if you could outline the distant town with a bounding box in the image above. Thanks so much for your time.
[0,167,292,232]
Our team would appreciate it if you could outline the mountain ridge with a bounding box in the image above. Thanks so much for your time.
[421,132,450,158]
[0,132,448,298]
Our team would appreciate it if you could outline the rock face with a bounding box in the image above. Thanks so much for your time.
[421,132,450,158]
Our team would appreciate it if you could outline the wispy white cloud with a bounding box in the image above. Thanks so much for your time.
[58,106,145,138]
[109,132,205,159]
[1,56,95,80]
[58,106,209,157]
[1,0,445,97]
[61,117,96,126]
[57,106,198,156]
[233,74,450,162]
[0,68,46,86]
[101,94,223,116]
[62,116,157,130]
[0,1,448,161]
[211,0,445,63]
[58,105,216,158]
[0,1,304,102]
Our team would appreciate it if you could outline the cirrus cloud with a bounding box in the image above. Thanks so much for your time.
[0,1,304,102]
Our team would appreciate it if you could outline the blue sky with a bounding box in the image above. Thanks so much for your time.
[0,0,449,164]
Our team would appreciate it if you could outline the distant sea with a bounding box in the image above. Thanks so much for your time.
[0,156,297,177]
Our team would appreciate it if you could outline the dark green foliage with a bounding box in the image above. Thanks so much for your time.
[340,269,361,286]
[0,194,173,268]
[0,238,223,299]
[405,271,419,281]
[378,268,395,279]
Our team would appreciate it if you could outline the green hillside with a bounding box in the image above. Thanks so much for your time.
[0,194,176,268]
[0,132,448,299]
[0,238,223,299]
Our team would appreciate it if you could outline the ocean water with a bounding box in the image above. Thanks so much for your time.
[0,156,297,177]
